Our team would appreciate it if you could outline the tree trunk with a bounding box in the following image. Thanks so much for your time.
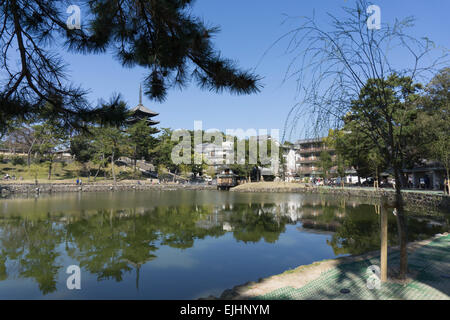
[134,147,137,173]
[47,158,53,180]
[93,162,102,181]
[393,165,408,279]
[446,168,450,195]
[102,153,107,180]
[27,138,36,167]
[111,152,116,186]
[375,166,379,190]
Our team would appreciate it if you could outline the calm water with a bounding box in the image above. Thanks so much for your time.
[0,190,448,299]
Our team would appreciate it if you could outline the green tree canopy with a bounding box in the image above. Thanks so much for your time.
[126,119,159,171]
[419,68,450,187]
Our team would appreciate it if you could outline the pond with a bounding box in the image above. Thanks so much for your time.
[0,190,448,299]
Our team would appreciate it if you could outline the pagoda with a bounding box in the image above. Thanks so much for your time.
[127,85,159,127]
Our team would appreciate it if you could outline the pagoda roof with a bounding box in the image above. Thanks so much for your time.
[130,104,159,117]
[146,119,160,125]
[126,117,160,125]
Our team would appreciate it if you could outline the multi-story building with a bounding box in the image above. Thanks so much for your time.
[296,138,333,178]
[283,137,360,182]
[282,138,332,179]
[195,135,281,177]
[283,137,447,188]
[194,141,234,170]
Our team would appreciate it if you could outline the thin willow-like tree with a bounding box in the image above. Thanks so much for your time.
[279,0,448,279]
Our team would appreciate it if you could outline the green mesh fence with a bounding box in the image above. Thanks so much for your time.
[256,235,450,300]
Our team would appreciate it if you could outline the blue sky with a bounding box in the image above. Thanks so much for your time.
[62,0,449,140]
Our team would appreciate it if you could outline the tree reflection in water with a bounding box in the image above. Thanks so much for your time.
[0,193,447,295]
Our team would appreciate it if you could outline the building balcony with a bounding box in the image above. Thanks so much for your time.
[298,147,327,154]
[298,158,319,163]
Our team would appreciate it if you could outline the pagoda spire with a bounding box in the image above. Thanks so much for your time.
[127,83,159,129]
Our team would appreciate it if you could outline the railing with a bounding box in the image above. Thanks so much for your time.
[298,147,327,154]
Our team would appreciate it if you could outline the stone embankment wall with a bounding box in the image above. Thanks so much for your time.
[318,188,450,212]
[0,183,216,194]
[231,185,450,213]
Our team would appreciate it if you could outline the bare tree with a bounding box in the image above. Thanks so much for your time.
[278,0,448,279]
[4,124,41,166]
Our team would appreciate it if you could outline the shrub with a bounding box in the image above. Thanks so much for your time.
[11,156,25,166]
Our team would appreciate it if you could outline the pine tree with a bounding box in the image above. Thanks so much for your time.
[0,0,261,131]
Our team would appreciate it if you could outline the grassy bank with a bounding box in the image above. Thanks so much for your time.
[0,161,142,183]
